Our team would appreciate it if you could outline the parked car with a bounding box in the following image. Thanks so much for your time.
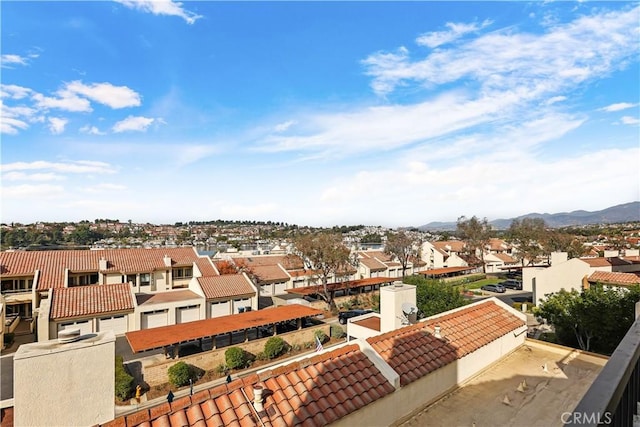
[500,279,523,290]
[480,284,506,293]
[338,309,373,324]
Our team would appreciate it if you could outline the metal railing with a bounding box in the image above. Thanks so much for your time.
[565,313,640,426]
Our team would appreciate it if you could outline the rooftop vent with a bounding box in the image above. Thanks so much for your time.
[434,325,442,339]
[58,328,81,344]
[253,385,264,412]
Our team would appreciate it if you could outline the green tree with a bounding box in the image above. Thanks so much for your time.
[456,216,492,272]
[536,285,640,354]
[293,232,351,310]
[507,217,547,266]
[403,275,468,317]
[225,347,247,369]
[385,231,421,277]
[264,336,286,359]
[168,361,194,387]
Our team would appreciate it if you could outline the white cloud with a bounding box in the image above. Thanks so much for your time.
[2,184,65,199]
[1,100,39,135]
[3,172,66,182]
[1,117,29,135]
[600,102,637,112]
[176,145,220,166]
[47,117,68,134]
[79,125,107,135]
[416,20,492,48]
[620,116,640,125]
[546,96,566,105]
[274,120,296,132]
[363,6,640,96]
[82,183,127,192]
[1,54,27,68]
[115,0,203,24]
[32,92,92,112]
[0,84,33,99]
[1,160,116,174]
[65,81,141,109]
[112,115,155,132]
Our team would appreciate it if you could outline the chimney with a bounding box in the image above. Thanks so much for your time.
[380,282,417,333]
[163,254,172,267]
[434,326,442,338]
[550,252,567,265]
[253,385,264,412]
[99,257,108,271]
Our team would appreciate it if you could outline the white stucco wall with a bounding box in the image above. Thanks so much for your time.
[14,331,115,426]
[525,258,591,305]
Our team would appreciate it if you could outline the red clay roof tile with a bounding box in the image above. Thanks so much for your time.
[50,283,134,319]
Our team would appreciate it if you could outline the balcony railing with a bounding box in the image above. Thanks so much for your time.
[566,312,640,426]
[1,288,33,295]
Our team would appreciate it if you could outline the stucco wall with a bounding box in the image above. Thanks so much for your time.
[529,258,590,305]
[332,328,526,427]
[14,331,115,426]
[142,325,331,386]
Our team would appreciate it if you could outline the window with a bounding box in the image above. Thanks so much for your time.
[126,274,137,286]
[140,273,151,286]
[173,267,193,279]
[1,278,34,293]
[68,273,99,286]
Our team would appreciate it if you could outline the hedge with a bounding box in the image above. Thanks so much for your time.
[264,336,286,359]
[115,355,134,401]
[225,347,247,370]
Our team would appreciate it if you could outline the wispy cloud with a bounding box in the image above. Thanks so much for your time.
[82,183,127,192]
[47,117,68,134]
[1,100,38,134]
[115,0,203,24]
[112,115,156,132]
[274,120,296,132]
[79,125,107,135]
[3,172,66,182]
[1,160,116,174]
[600,102,637,112]
[620,116,639,125]
[65,81,141,109]
[32,91,92,112]
[1,84,33,99]
[363,6,639,96]
[416,20,492,48]
[176,145,220,166]
[2,184,65,199]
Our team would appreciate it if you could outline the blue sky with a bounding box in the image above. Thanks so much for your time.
[2,1,639,227]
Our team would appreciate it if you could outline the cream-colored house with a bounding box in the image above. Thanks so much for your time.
[421,240,469,270]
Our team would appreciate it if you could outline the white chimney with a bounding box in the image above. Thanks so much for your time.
[253,385,264,412]
[99,256,108,271]
[163,254,172,267]
[434,326,442,339]
[380,282,417,333]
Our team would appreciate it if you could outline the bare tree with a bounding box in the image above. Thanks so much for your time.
[293,232,351,310]
[456,216,492,273]
[384,231,420,278]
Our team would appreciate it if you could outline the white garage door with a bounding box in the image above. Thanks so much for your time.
[177,305,200,323]
[274,282,287,295]
[58,320,92,336]
[233,298,251,313]
[141,310,168,329]
[98,315,128,335]
[210,301,230,318]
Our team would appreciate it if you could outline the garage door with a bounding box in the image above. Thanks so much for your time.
[177,305,200,323]
[210,301,230,318]
[58,320,92,336]
[98,315,127,335]
[141,310,168,329]
[274,282,287,295]
[233,298,251,313]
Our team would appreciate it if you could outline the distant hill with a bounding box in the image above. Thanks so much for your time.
[419,201,640,231]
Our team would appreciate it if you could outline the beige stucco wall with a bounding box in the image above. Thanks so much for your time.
[525,258,590,305]
[14,331,115,426]
[332,325,526,427]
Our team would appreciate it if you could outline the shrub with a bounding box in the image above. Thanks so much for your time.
[255,351,268,361]
[330,324,345,339]
[215,364,228,375]
[168,361,193,387]
[264,336,285,359]
[225,347,247,370]
[314,329,328,343]
[115,355,134,401]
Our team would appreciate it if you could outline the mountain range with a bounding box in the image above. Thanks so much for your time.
[419,201,640,231]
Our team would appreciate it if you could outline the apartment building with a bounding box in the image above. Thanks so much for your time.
[0,247,258,341]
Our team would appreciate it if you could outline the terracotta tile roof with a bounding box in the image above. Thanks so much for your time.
[433,241,466,253]
[487,238,510,251]
[416,266,475,276]
[108,344,395,427]
[287,277,395,296]
[249,265,290,284]
[136,290,201,306]
[494,253,517,263]
[50,283,135,320]
[0,247,215,291]
[359,257,387,272]
[194,257,219,276]
[234,255,304,270]
[125,304,323,353]
[367,300,524,386]
[581,256,632,268]
[198,274,256,300]
[588,271,640,286]
[287,269,319,278]
[360,251,393,262]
